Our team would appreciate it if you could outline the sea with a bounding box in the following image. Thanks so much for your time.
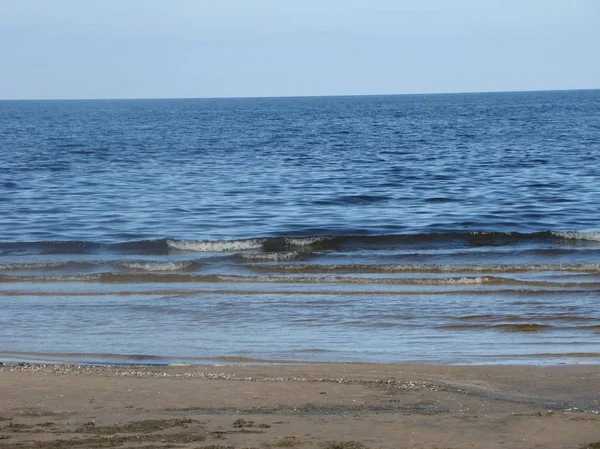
[1,90,600,365]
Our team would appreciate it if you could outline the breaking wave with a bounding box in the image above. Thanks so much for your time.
[238,251,307,262]
[0,273,551,285]
[2,230,600,256]
[166,238,264,252]
[117,261,197,272]
[248,263,600,273]
[552,231,600,242]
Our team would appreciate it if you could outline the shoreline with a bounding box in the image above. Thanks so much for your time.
[3,349,600,367]
[2,363,600,448]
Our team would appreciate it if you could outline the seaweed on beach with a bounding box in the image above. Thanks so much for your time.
[321,442,366,449]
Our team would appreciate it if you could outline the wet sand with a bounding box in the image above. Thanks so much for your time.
[1,363,600,449]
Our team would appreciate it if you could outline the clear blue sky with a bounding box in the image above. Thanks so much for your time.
[1,0,598,99]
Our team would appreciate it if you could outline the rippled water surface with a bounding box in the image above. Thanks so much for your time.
[1,90,600,364]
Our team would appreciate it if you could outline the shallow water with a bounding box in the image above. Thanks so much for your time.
[1,90,600,364]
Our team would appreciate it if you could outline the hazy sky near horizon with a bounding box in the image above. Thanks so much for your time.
[1,0,599,99]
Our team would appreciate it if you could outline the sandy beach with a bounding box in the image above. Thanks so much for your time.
[1,363,599,449]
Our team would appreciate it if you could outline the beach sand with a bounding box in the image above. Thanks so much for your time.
[1,363,599,449]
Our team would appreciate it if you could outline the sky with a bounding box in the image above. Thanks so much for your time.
[1,0,598,100]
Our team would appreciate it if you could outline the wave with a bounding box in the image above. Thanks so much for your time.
[0,260,202,273]
[1,230,600,256]
[456,314,599,323]
[0,240,103,254]
[283,236,330,247]
[0,239,171,256]
[238,251,307,262]
[117,261,198,272]
[3,260,599,282]
[552,231,600,242]
[0,272,491,284]
[439,323,552,332]
[0,261,96,271]
[167,236,330,253]
[438,323,600,333]
[0,350,208,365]
[2,288,598,299]
[248,263,600,274]
[516,352,600,359]
[1,272,589,286]
[166,238,263,252]
[0,350,330,365]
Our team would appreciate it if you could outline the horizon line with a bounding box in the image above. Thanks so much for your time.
[1,87,598,102]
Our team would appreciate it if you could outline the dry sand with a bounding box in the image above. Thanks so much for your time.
[1,362,599,449]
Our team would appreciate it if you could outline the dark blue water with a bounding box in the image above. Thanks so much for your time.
[1,90,600,365]
[2,90,600,241]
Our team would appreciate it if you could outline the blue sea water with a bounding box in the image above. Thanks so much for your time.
[1,90,600,365]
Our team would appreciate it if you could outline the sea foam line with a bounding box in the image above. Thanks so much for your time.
[248,263,600,273]
[0,273,522,285]
[166,239,264,252]
[552,231,600,242]
[118,261,196,272]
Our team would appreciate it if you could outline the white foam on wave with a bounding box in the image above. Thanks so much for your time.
[335,276,491,285]
[438,276,488,285]
[552,231,600,242]
[8,274,104,282]
[119,261,195,272]
[0,262,69,270]
[331,275,491,285]
[259,263,600,273]
[211,274,492,285]
[241,252,303,262]
[285,236,330,247]
[167,239,264,252]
